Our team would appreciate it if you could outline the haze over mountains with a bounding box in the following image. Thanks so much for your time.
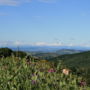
[1,41,90,57]
[0,41,90,53]
[8,45,90,52]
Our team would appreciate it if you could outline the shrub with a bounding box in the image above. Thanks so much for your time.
[0,48,13,57]
[13,51,27,58]
[0,57,89,90]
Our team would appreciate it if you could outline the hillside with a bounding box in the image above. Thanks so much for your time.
[49,51,90,85]
[32,52,59,59]
[50,51,90,68]
[26,49,83,60]
[55,49,82,55]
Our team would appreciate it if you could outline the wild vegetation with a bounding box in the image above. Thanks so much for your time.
[0,48,27,58]
[0,48,13,57]
[49,51,90,86]
[0,48,90,89]
[0,57,89,90]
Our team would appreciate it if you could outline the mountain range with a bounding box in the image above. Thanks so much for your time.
[6,45,90,52]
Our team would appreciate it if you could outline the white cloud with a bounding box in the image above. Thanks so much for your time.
[0,41,90,47]
[0,41,63,47]
[0,0,56,6]
[24,42,63,46]
[0,41,12,47]
[0,0,20,6]
[0,0,32,6]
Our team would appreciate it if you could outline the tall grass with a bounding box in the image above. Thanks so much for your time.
[0,57,89,90]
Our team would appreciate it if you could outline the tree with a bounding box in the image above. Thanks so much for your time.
[0,48,13,57]
[13,51,27,58]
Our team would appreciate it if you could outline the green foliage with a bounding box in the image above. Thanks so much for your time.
[49,51,90,86]
[0,48,27,58]
[56,49,81,55]
[13,51,27,58]
[0,57,89,90]
[32,52,59,60]
[0,48,13,57]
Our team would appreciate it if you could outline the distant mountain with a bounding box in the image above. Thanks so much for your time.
[26,49,83,60]
[31,52,59,60]
[55,49,82,55]
[6,45,90,52]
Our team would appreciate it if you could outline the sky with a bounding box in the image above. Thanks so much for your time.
[0,0,90,47]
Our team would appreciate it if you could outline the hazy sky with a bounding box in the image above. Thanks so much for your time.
[0,0,90,46]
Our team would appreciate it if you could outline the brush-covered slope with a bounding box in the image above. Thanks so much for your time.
[32,52,59,59]
[55,49,82,55]
[49,51,90,85]
[50,51,90,69]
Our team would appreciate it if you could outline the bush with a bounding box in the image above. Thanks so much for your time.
[13,51,27,58]
[0,57,89,90]
[0,48,13,57]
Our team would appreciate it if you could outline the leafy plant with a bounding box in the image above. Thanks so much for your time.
[0,57,89,90]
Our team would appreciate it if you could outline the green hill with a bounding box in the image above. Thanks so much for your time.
[26,49,82,60]
[56,49,82,55]
[50,51,90,68]
[49,51,90,85]
[32,52,59,59]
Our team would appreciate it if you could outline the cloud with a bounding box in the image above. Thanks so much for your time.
[0,41,63,47]
[0,41,21,47]
[0,0,20,6]
[0,0,32,6]
[33,42,63,46]
[0,0,56,6]
[1,41,90,47]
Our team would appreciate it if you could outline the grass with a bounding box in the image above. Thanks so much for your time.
[0,56,89,90]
